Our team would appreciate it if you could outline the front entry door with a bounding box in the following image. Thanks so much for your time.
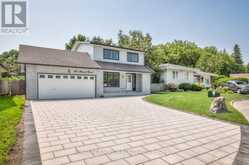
[126,74,133,90]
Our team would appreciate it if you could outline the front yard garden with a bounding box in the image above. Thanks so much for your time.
[0,96,24,165]
[145,90,249,125]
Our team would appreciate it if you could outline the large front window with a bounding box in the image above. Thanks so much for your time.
[103,49,119,60]
[104,72,120,87]
[127,52,139,62]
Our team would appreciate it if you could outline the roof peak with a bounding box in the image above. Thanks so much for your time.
[72,41,145,52]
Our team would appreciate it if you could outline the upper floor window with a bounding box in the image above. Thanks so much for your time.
[127,52,139,63]
[172,71,178,80]
[103,49,119,60]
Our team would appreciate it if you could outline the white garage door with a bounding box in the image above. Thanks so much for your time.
[38,73,95,99]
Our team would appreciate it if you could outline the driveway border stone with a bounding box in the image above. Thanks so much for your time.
[22,101,42,165]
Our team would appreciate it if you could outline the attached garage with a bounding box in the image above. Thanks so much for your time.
[38,74,95,99]
[17,45,101,100]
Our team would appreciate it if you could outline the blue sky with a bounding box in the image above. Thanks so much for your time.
[1,0,249,63]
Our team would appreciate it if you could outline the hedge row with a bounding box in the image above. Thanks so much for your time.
[164,83,202,92]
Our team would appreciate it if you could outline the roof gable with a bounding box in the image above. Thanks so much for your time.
[17,45,101,69]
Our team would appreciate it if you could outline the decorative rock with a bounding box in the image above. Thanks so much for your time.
[209,96,227,113]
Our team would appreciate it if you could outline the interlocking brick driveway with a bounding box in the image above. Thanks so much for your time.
[31,96,241,165]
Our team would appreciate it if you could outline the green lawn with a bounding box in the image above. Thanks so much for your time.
[145,90,249,125]
[0,96,24,165]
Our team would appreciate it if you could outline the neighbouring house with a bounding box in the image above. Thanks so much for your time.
[17,42,153,100]
[0,64,7,78]
[159,63,217,87]
[230,73,249,79]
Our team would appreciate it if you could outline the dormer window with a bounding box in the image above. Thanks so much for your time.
[127,52,139,63]
[103,49,119,60]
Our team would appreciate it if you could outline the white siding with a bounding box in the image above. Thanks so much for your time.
[25,65,101,100]
[161,69,194,85]
[76,43,94,59]
[142,73,151,94]
[96,70,104,97]
[76,43,145,65]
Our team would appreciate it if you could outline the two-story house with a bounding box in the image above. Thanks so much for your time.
[17,42,153,100]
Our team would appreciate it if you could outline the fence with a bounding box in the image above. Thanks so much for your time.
[0,80,25,95]
[151,83,164,92]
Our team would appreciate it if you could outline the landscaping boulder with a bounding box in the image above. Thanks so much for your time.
[209,96,227,113]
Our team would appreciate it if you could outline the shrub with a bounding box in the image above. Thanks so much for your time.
[213,76,230,87]
[178,83,192,91]
[177,89,184,92]
[191,84,202,91]
[213,75,249,87]
[216,86,231,94]
[165,83,177,92]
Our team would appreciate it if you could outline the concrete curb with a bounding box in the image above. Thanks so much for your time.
[233,126,249,165]
[231,100,249,122]
[22,101,42,165]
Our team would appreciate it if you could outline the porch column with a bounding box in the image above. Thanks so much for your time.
[135,74,142,92]
[142,73,151,94]
[96,70,104,97]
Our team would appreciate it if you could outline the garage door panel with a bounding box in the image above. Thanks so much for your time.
[38,74,95,99]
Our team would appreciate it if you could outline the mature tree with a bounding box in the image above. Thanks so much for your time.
[91,36,113,45]
[118,30,130,47]
[117,30,153,66]
[203,46,219,55]
[196,47,238,76]
[65,34,88,50]
[0,49,19,76]
[232,44,243,64]
[246,63,249,73]
[151,40,202,70]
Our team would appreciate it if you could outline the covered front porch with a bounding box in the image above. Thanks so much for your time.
[193,71,217,88]
[96,61,152,97]
[103,72,145,96]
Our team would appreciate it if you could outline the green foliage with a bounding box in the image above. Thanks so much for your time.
[196,48,238,76]
[151,70,161,83]
[151,40,201,69]
[117,30,153,67]
[213,76,231,87]
[91,36,113,45]
[246,63,249,73]
[232,44,243,65]
[152,41,245,76]
[178,83,192,91]
[65,34,88,50]
[0,96,24,164]
[65,31,245,76]
[213,75,249,87]
[145,91,249,125]
[0,49,19,76]
[191,84,203,91]
[231,77,249,83]
[216,86,233,94]
[0,76,24,80]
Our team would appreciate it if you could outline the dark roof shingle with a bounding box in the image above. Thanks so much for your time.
[96,61,153,73]
[17,45,101,69]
